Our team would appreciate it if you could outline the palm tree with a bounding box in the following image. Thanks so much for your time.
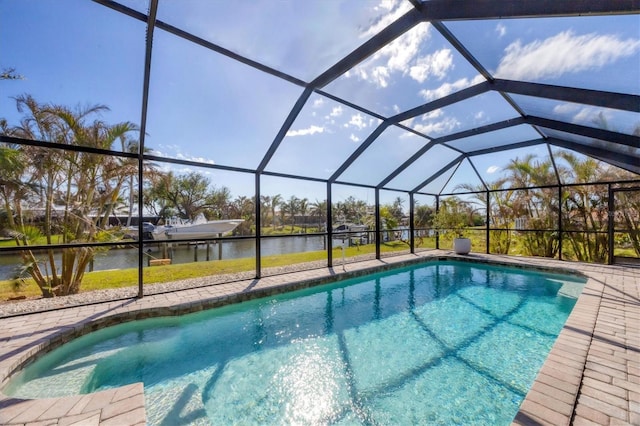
[456,180,515,254]
[390,196,405,224]
[335,196,366,224]
[298,197,309,233]
[259,195,271,231]
[270,194,282,229]
[120,138,157,227]
[556,151,608,262]
[309,199,327,231]
[0,142,27,230]
[413,203,434,229]
[505,154,559,258]
[282,195,300,233]
[6,96,138,296]
[614,186,640,258]
[379,204,398,241]
[82,121,140,230]
[411,202,433,246]
[333,201,346,224]
[230,195,254,235]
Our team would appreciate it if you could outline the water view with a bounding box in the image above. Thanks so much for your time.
[0,235,343,280]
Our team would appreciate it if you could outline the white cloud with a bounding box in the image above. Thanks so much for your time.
[152,145,216,165]
[155,143,179,156]
[346,114,368,130]
[496,30,640,80]
[345,67,368,81]
[401,117,415,127]
[474,111,485,121]
[409,49,453,83]
[419,74,485,101]
[401,109,456,137]
[553,103,580,115]
[176,153,215,164]
[286,125,324,137]
[364,0,414,39]
[385,25,429,71]
[495,23,506,38]
[349,133,360,142]
[555,103,613,127]
[330,106,343,117]
[312,98,324,108]
[328,106,343,118]
[348,24,434,88]
[486,165,501,174]
[421,108,444,121]
[573,107,611,125]
[371,66,391,88]
[412,116,460,136]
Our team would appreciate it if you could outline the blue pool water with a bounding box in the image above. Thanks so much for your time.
[4,260,585,425]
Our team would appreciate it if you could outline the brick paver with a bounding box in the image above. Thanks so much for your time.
[0,252,637,425]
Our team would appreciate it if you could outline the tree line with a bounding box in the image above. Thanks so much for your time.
[1,96,638,297]
[452,151,640,263]
[0,97,410,296]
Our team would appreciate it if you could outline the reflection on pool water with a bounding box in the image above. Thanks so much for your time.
[4,260,585,425]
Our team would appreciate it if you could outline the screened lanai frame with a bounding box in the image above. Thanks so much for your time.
[0,0,638,302]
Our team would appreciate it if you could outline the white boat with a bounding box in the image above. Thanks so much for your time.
[333,223,368,233]
[333,223,369,243]
[152,217,244,240]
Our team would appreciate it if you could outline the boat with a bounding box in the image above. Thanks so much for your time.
[333,223,368,233]
[151,216,244,240]
[333,223,369,244]
[122,222,157,240]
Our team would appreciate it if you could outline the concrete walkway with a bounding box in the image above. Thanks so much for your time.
[0,252,637,425]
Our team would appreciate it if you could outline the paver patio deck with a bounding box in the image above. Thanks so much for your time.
[0,251,638,425]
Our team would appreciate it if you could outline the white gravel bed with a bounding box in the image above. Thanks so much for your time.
[0,259,341,317]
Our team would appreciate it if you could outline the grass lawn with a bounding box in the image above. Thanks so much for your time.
[2,232,637,302]
[0,241,410,301]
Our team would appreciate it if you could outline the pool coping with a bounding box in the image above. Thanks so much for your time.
[0,251,637,425]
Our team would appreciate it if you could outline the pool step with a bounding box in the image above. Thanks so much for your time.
[557,281,584,299]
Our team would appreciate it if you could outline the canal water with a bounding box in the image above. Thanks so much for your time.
[0,235,357,280]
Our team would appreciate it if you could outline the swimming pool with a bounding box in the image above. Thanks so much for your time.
[4,260,585,425]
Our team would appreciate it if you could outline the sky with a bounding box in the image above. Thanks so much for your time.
[1,0,639,208]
